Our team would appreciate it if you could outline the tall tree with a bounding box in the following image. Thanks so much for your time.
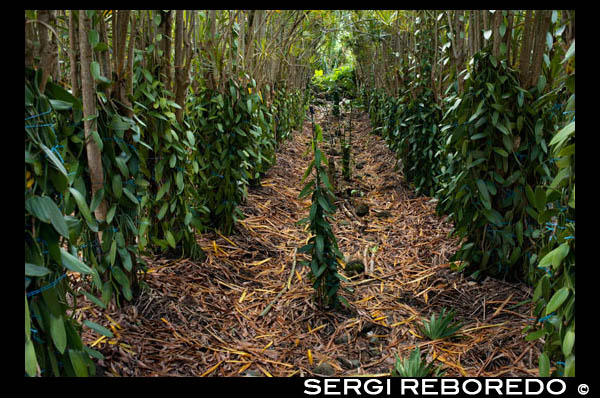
[79,10,108,233]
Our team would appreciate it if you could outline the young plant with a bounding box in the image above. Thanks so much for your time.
[298,120,346,309]
[419,308,462,340]
[392,347,445,377]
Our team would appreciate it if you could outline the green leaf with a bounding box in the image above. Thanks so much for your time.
[537,75,547,93]
[476,179,491,209]
[83,320,114,338]
[562,40,575,64]
[156,180,171,201]
[68,187,98,232]
[88,29,99,48]
[526,328,546,341]
[122,187,139,206]
[68,349,89,377]
[60,248,93,274]
[298,180,315,199]
[90,61,101,81]
[49,99,73,111]
[111,266,130,289]
[106,204,117,225]
[315,235,324,258]
[185,130,195,146]
[549,121,574,149]
[83,346,105,360]
[25,262,51,277]
[539,353,550,377]
[546,287,569,315]
[25,338,39,377]
[562,329,575,357]
[317,195,332,213]
[176,171,184,193]
[109,240,117,266]
[25,196,70,238]
[166,231,176,249]
[539,243,569,270]
[499,23,506,37]
[493,147,508,157]
[90,187,105,213]
[158,202,168,220]
[40,143,68,176]
[534,186,546,212]
[81,291,106,309]
[50,313,67,354]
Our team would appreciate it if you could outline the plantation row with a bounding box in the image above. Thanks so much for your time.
[25,10,314,376]
[25,10,575,378]
[349,10,574,377]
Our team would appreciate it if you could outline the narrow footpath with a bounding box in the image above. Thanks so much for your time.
[80,105,541,377]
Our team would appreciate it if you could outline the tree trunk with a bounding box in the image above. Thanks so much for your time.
[519,10,535,86]
[158,10,173,90]
[527,10,552,89]
[492,11,502,58]
[98,10,113,98]
[38,10,58,93]
[25,12,35,68]
[79,10,108,233]
[505,11,514,65]
[68,10,80,98]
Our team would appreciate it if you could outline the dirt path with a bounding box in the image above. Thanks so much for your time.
[81,105,541,377]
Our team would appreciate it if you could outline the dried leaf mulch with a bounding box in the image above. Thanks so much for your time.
[77,105,543,377]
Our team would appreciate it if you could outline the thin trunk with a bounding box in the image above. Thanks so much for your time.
[527,10,552,89]
[505,11,514,64]
[38,10,58,93]
[482,10,489,47]
[174,10,194,123]
[126,12,137,97]
[68,10,80,98]
[98,10,113,98]
[159,10,173,90]
[79,9,107,232]
[492,11,502,58]
[519,10,534,86]
[116,10,130,77]
[25,12,35,68]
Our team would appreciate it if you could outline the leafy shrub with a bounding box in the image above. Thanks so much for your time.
[298,123,346,308]
[392,347,445,377]
[312,65,356,99]
[26,67,119,376]
[527,42,575,377]
[435,51,556,282]
[419,308,462,340]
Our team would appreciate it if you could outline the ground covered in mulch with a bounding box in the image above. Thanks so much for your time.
[77,105,543,377]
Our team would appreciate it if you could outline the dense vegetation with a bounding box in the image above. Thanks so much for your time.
[25,10,574,377]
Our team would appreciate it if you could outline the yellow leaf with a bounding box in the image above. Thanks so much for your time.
[307,349,313,365]
[90,335,106,347]
[261,341,273,352]
[239,289,247,303]
[408,329,423,339]
[248,87,252,94]
[257,364,272,377]
[238,362,252,374]
[201,360,224,377]
[105,314,122,329]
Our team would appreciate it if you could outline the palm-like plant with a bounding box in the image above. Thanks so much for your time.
[392,347,445,377]
[419,308,462,340]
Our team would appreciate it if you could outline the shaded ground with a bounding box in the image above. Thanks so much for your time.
[78,105,542,377]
